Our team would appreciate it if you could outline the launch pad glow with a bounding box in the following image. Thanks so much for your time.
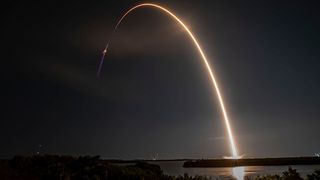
[98,3,240,159]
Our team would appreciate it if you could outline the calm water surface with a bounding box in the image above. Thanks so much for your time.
[149,161,320,179]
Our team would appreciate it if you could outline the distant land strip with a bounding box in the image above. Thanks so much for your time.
[183,157,320,167]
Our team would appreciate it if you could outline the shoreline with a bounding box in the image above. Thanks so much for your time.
[183,157,320,168]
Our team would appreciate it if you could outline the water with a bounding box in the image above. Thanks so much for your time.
[148,161,320,179]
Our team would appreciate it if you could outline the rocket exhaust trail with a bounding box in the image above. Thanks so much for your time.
[96,43,109,78]
[98,3,240,158]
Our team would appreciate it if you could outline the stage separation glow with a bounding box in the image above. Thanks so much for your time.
[97,3,240,159]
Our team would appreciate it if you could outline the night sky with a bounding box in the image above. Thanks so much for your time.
[2,1,320,159]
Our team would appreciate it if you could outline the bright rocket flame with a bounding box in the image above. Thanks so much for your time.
[99,3,240,158]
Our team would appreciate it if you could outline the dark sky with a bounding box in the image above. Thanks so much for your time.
[2,0,320,159]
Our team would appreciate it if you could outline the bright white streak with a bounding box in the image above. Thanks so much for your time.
[110,3,239,158]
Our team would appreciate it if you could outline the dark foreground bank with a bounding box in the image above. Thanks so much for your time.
[1,155,320,180]
[184,157,320,168]
[0,155,210,180]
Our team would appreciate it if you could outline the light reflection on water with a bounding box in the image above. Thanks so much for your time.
[148,161,320,179]
[232,166,245,180]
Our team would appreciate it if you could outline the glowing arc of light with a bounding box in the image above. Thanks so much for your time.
[100,3,239,158]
